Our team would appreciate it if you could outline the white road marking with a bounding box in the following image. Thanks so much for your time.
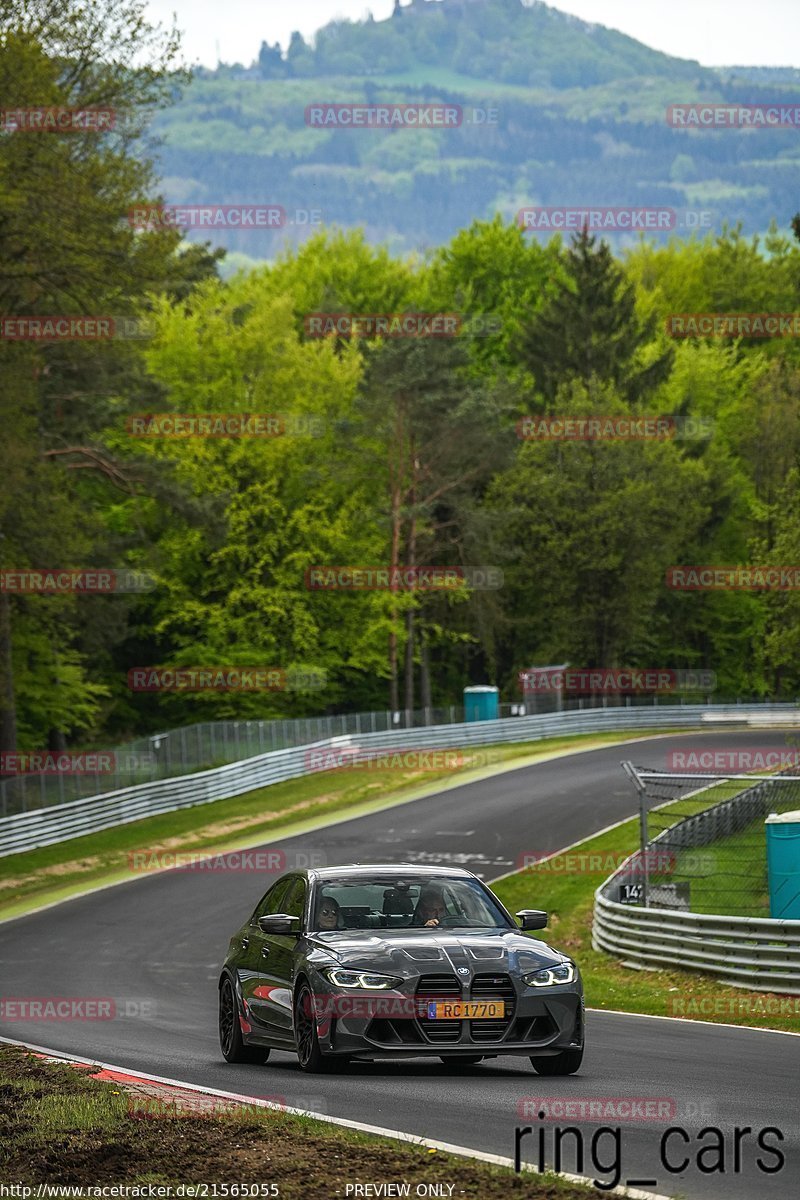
[0,1034,671,1200]
[587,1006,800,1037]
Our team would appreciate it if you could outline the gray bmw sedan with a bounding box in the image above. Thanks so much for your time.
[219,863,584,1074]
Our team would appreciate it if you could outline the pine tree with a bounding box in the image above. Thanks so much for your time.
[516,230,674,408]
[257,40,285,79]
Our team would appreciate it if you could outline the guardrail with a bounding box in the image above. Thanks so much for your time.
[593,769,800,994]
[0,705,468,819]
[2,695,788,819]
[1,703,798,859]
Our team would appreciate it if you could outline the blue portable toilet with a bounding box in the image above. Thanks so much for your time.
[765,810,800,919]
[464,685,499,722]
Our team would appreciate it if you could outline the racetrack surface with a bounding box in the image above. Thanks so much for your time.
[1,731,798,1199]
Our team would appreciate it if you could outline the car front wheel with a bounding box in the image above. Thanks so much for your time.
[294,983,349,1074]
[530,1045,583,1075]
[219,977,270,1064]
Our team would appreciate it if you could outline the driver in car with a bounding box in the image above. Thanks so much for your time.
[413,885,446,927]
[317,895,341,931]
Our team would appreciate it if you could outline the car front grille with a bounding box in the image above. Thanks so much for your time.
[416,974,462,1044]
[469,973,516,1042]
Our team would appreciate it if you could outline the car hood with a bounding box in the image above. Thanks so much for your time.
[307,928,566,975]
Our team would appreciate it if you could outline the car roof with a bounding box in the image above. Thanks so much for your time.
[307,863,476,881]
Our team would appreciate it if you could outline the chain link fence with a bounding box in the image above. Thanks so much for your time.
[619,763,800,916]
[0,694,794,819]
[0,707,464,817]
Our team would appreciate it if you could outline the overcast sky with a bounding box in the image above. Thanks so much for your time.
[144,0,800,71]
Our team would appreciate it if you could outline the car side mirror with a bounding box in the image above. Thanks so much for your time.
[516,909,548,931]
[258,914,301,935]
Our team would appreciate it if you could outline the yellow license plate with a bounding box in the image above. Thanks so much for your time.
[427,1000,505,1019]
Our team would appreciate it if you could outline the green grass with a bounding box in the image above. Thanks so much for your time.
[0,728,678,922]
[0,1045,606,1197]
[644,777,794,917]
[678,820,769,916]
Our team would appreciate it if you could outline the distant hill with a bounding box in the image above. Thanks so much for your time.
[248,0,712,89]
[148,0,800,260]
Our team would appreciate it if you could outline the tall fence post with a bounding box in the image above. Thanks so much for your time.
[638,779,649,908]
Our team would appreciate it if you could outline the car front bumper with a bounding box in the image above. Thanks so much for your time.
[313,985,583,1059]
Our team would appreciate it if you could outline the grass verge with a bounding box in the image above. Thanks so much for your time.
[492,801,800,1034]
[0,729,679,923]
[0,1044,605,1197]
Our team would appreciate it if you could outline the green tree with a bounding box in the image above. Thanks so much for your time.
[762,470,800,694]
[516,230,674,408]
[486,381,710,684]
[423,216,563,382]
[115,276,393,724]
[355,333,515,711]
[257,40,285,79]
[0,0,219,753]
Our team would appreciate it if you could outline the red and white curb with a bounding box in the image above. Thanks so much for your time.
[1,1034,669,1199]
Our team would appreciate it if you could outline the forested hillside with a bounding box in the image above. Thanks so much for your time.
[147,0,800,258]
[4,0,800,757]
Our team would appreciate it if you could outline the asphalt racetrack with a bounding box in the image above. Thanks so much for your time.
[1,731,798,1199]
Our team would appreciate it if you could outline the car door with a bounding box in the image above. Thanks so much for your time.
[239,878,291,1042]
[254,875,308,1044]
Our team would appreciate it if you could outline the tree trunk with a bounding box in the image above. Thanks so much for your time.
[420,631,433,723]
[404,610,414,723]
[403,433,417,724]
[388,405,404,715]
[0,589,17,765]
[48,728,67,753]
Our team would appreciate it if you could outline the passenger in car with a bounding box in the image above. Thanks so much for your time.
[317,896,341,930]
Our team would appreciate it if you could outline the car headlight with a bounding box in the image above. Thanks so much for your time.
[324,968,403,989]
[522,962,576,987]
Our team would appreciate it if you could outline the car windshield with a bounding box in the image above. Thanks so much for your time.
[311,875,510,931]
